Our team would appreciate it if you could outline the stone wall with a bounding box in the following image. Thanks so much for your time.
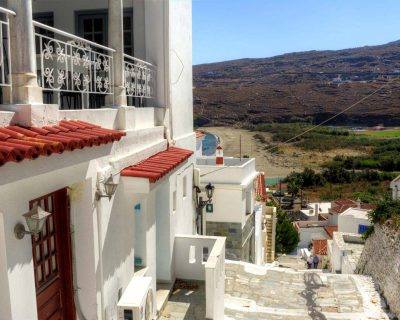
[356,223,400,317]
[206,213,255,262]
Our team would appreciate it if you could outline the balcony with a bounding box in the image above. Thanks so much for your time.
[0,4,157,112]
[159,235,226,319]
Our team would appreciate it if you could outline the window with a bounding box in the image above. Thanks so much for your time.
[76,9,133,54]
[202,247,209,262]
[172,191,177,212]
[183,176,187,198]
[77,11,108,46]
[358,224,369,234]
[245,187,252,215]
[123,12,134,55]
[189,245,196,264]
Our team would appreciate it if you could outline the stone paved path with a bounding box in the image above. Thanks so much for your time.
[158,262,390,320]
[225,261,390,320]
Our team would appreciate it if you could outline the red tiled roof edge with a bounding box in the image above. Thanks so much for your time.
[313,239,328,256]
[255,172,267,201]
[121,147,193,183]
[0,120,125,166]
[324,225,338,239]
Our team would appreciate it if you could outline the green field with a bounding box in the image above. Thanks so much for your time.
[360,128,400,139]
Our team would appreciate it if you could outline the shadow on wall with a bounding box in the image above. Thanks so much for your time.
[101,187,135,283]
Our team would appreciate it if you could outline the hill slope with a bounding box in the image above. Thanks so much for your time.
[193,41,400,127]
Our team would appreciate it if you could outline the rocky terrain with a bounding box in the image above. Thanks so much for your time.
[194,40,400,127]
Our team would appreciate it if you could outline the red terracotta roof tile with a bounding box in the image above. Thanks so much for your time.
[121,147,193,183]
[0,120,125,167]
[329,199,376,215]
[313,239,328,256]
[255,172,267,201]
[324,225,338,239]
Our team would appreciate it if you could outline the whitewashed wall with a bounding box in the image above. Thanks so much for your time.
[298,227,329,249]
[338,215,370,234]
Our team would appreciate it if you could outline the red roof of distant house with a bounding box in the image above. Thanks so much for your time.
[329,199,375,215]
[0,120,125,166]
[313,239,328,256]
[324,225,338,238]
[195,130,205,139]
[255,172,267,201]
[121,147,193,183]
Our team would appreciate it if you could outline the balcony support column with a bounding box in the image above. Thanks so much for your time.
[6,0,42,104]
[108,0,127,107]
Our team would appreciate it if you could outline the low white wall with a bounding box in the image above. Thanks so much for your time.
[173,234,226,320]
[205,237,225,320]
[298,226,329,249]
[173,235,216,281]
[197,157,257,185]
[254,203,264,265]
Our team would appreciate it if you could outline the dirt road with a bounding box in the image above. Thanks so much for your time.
[202,127,366,178]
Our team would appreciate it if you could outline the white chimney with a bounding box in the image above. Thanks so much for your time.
[314,203,319,221]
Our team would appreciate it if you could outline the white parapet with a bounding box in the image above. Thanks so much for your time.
[174,234,226,320]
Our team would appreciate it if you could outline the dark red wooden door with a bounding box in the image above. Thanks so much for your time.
[30,189,75,320]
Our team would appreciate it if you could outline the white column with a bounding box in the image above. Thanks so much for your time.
[108,0,127,107]
[7,0,42,104]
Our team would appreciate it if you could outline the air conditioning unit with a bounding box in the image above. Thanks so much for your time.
[117,276,154,320]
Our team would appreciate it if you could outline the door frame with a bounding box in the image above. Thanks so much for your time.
[31,188,75,319]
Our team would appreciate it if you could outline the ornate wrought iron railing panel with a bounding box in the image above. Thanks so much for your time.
[0,7,15,87]
[124,54,156,99]
[34,21,114,99]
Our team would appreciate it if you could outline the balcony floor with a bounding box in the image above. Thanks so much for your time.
[158,280,205,320]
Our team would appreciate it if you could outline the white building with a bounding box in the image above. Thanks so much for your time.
[338,207,372,234]
[195,156,264,264]
[0,1,225,319]
[328,232,365,274]
[390,175,400,200]
[300,202,331,221]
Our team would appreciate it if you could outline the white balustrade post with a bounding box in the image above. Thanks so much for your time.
[108,0,127,107]
[7,0,42,104]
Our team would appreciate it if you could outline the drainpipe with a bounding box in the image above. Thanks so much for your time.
[70,223,89,320]
[95,199,106,320]
[68,193,89,320]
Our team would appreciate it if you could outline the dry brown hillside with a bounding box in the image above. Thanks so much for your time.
[193,40,400,127]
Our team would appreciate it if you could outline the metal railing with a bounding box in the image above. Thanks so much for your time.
[124,54,156,100]
[0,7,15,87]
[33,21,115,108]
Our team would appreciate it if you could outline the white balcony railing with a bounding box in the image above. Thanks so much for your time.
[0,7,15,87]
[124,54,156,99]
[33,21,115,101]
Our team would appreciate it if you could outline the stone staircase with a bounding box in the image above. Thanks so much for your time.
[264,209,276,263]
[224,260,390,320]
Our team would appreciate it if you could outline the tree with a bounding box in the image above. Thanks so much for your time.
[275,209,300,254]
[287,179,300,198]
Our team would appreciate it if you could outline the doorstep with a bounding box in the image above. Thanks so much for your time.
[156,282,173,316]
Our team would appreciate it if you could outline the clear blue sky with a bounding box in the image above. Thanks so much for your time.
[193,0,400,65]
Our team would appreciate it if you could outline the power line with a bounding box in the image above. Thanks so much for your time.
[265,78,398,153]
[200,77,399,178]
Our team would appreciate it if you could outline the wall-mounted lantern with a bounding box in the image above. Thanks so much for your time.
[96,174,118,201]
[14,205,51,240]
[193,182,215,234]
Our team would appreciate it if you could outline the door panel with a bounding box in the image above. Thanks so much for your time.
[31,189,75,320]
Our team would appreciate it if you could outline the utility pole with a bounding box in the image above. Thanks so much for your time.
[239,135,242,160]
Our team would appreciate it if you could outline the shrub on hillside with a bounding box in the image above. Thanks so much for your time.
[368,198,400,227]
